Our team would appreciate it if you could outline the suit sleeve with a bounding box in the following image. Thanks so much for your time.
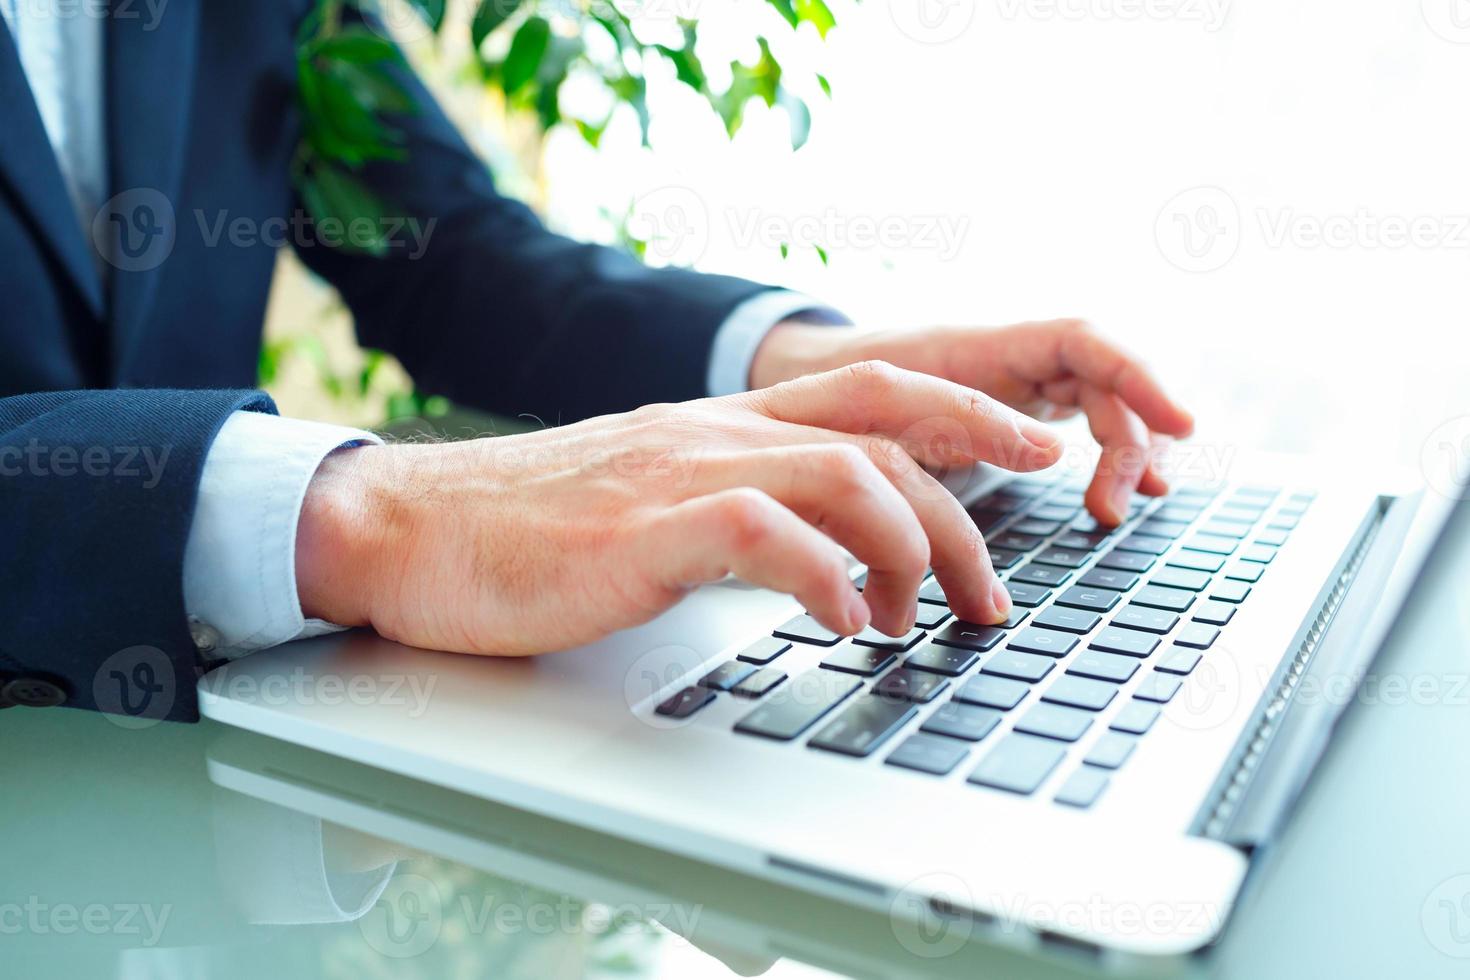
[293,21,776,424]
[0,388,276,721]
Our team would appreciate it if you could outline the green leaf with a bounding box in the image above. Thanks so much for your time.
[795,0,836,37]
[656,43,707,92]
[816,72,831,97]
[779,242,789,259]
[815,244,828,265]
[314,25,400,64]
[766,0,799,28]
[332,60,416,114]
[472,0,524,50]
[502,16,551,95]
[299,163,391,256]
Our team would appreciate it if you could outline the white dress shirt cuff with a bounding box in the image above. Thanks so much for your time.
[706,290,852,396]
[183,410,381,659]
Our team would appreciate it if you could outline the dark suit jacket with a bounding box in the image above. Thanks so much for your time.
[0,0,772,721]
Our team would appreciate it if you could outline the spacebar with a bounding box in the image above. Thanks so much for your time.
[734,669,862,741]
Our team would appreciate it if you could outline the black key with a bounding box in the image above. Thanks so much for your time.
[1051,490,1087,508]
[853,625,927,652]
[1225,561,1265,582]
[1031,504,1078,523]
[1131,585,1195,613]
[1192,601,1236,626]
[1137,519,1188,539]
[808,695,917,757]
[1034,547,1090,569]
[1008,626,1080,657]
[1078,567,1140,591]
[873,667,950,703]
[1133,672,1182,703]
[1070,514,1107,533]
[905,642,979,676]
[1054,768,1110,808]
[1109,700,1161,734]
[1054,531,1110,551]
[738,637,791,665]
[969,508,1007,533]
[1174,623,1220,649]
[1083,732,1136,769]
[922,701,1003,741]
[917,579,949,605]
[980,650,1055,683]
[931,621,1005,652]
[992,532,1043,551]
[734,670,862,740]
[1014,703,1093,742]
[655,686,715,718]
[732,668,787,698]
[1032,606,1102,635]
[1115,533,1172,556]
[913,604,953,630]
[1097,550,1155,573]
[1183,533,1237,556]
[1240,544,1277,564]
[1167,550,1225,573]
[820,645,897,676]
[1055,585,1122,613]
[1006,581,1053,607]
[968,734,1067,794]
[1067,650,1140,683]
[886,733,970,776]
[989,548,1023,570]
[1111,604,1179,634]
[996,608,1030,629]
[976,491,1029,513]
[954,674,1030,710]
[774,614,843,647]
[1010,519,1061,536]
[700,660,758,691]
[1209,580,1251,603]
[1089,626,1160,658]
[1041,675,1117,711]
[1156,649,1202,675]
[1010,563,1073,587]
[1149,567,1211,592]
[1255,528,1289,547]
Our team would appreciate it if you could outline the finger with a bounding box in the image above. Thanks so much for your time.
[1006,321,1194,438]
[858,435,1012,626]
[640,488,868,636]
[684,445,929,635]
[1080,385,1152,526]
[745,360,1064,472]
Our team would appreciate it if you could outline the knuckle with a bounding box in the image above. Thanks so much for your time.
[964,388,998,423]
[842,358,902,395]
[1057,317,1094,335]
[822,443,874,486]
[866,436,913,475]
[718,488,774,551]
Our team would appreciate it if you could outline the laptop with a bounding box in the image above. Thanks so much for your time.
[198,440,1468,964]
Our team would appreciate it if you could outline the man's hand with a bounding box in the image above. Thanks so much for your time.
[296,363,1064,654]
[751,318,1194,526]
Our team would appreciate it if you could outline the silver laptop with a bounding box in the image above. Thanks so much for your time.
[198,444,1468,964]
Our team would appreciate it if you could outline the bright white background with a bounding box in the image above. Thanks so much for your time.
[538,0,1470,483]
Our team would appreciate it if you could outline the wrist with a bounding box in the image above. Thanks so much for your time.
[748,321,860,389]
[296,445,390,626]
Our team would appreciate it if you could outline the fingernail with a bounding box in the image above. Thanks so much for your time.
[847,591,871,633]
[1018,417,1061,452]
[990,580,1012,620]
[1110,484,1132,523]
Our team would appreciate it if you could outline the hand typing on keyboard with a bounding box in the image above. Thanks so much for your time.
[295,320,1190,660]
[751,318,1195,524]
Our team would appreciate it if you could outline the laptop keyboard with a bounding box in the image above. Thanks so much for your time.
[655,475,1316,808]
